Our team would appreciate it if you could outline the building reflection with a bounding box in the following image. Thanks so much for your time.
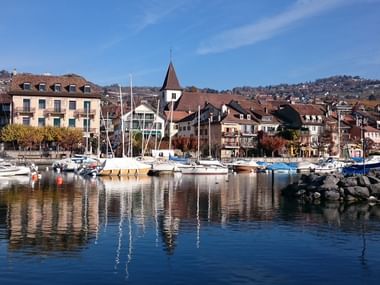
[0,171,378,258]
[1,173,100,253]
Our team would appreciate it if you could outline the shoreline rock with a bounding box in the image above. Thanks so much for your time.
[282,170,380,203]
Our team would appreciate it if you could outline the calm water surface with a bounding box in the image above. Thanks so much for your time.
[0,172,379,285]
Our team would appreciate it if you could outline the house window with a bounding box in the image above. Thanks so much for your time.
[69,101,76,110]
[247,114,251,120]
[84,101,91,111]
[39,83,46,92]
[84,85,91,93]
[54,100,61,112]
[239,114,244,119]
[38,118,45,127]
[171,93,176,100]
[23,99,31,112]
[69,84,76,93]
[53,118,61,127]
[54,83,61,92]
[68,118,76,128]
[23,83,31,90]
[83,118,91,130]
[38,99,46,109]
[22,117,30,125]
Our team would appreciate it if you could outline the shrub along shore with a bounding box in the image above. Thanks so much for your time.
[282,171,380,203]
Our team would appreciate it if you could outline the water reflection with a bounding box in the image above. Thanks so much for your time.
[0,171,379,259]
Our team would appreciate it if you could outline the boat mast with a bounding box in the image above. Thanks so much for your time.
[337,109,341,158]
[119,84,125,157]
[168,99,174,152]
[197,105,200,161]
[208,116,211,158]
[155,99,160,152]
[129,75,134,158]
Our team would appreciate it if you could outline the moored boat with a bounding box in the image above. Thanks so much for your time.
[98,157,151,176]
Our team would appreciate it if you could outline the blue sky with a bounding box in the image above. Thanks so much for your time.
[1,0,380,90]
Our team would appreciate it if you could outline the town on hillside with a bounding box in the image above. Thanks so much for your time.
[0,63,379,160]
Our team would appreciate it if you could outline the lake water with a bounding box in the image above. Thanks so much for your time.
[0,172,380,285]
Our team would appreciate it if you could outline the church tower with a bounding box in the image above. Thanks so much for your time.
[160,61,182,108]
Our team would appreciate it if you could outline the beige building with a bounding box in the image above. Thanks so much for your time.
[8,73,101,137]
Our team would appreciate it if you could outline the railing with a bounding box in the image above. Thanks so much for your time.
[14,107,36,114]
[223,142,240,148]
[240,132,256,136]
[74,109,96,117]
[82,128,97,133]
[222,131,239,137]
[43,108,66,116]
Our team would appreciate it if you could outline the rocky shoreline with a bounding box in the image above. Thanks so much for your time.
[282,171,380,203]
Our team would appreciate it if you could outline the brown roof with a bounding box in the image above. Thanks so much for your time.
[0,93,11,104]
[174,91,248,112]
[9,73,101,99]
[164,110,192,122]
[288,104,325,115]
[222,108,257,125]
[160,62,182,91]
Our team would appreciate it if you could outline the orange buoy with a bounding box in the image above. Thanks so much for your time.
[56,176,63,185]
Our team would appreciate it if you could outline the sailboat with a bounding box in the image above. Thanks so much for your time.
[180,106,228,175]
[98,81,151,176]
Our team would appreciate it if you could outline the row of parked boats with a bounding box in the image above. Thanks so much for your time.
[0,159,38,177]
[52,154,380,177]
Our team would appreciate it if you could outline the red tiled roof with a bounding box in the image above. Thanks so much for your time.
[288,104,325,115]
[164,110,192,122]
[174,91,248,112]
[0,93,11,104]
[9,73,101,98]
[160,62,182,91]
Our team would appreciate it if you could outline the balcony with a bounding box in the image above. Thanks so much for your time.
[240,131,256,137]
[44,108,66,117]
[74,109,96,117]
[222,131,239,137]
[82,128,97,134]
[14,107,35,116]
[240,138,256,148]
[222,142,240,149]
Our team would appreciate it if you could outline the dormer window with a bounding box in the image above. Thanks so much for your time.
[23,82,31,90]
[54,83,61,92]
[305,115,310,121]
[247,114,251,120]
[69,84,76,93]
[239,114,244,119]
[39,83,46,92]
[84,85,91,93]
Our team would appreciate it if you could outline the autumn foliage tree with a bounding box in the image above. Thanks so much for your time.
[259,134,287,157]
[172,135,198,153]
[1,124,83,152]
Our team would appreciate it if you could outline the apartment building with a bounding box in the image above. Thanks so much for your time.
[8,73,101,137]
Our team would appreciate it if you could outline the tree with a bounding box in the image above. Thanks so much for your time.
[60,128,84,155]
[259,134,287,157]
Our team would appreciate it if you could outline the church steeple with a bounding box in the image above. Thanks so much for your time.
[161,61,183,107]
[160,61,182,91]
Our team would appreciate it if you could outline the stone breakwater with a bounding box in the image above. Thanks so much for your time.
[282,171,380,203]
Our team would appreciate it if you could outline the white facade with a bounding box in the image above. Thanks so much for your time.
[122,104,165,139]
[162,90,182,105]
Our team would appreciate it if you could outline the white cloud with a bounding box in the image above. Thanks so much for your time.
[197,0,347,55]
[133,0,188,33]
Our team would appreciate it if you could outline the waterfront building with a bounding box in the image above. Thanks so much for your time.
[276,104,326,157]
[8,73,101,140]
[0,92,11,129]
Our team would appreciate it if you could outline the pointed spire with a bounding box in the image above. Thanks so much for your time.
[160,61,182,91]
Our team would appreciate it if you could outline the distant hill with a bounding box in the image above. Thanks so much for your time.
[230,75,380,100]
[1,69,379,102]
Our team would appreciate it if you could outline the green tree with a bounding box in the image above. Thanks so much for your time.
[60,128,84,155]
